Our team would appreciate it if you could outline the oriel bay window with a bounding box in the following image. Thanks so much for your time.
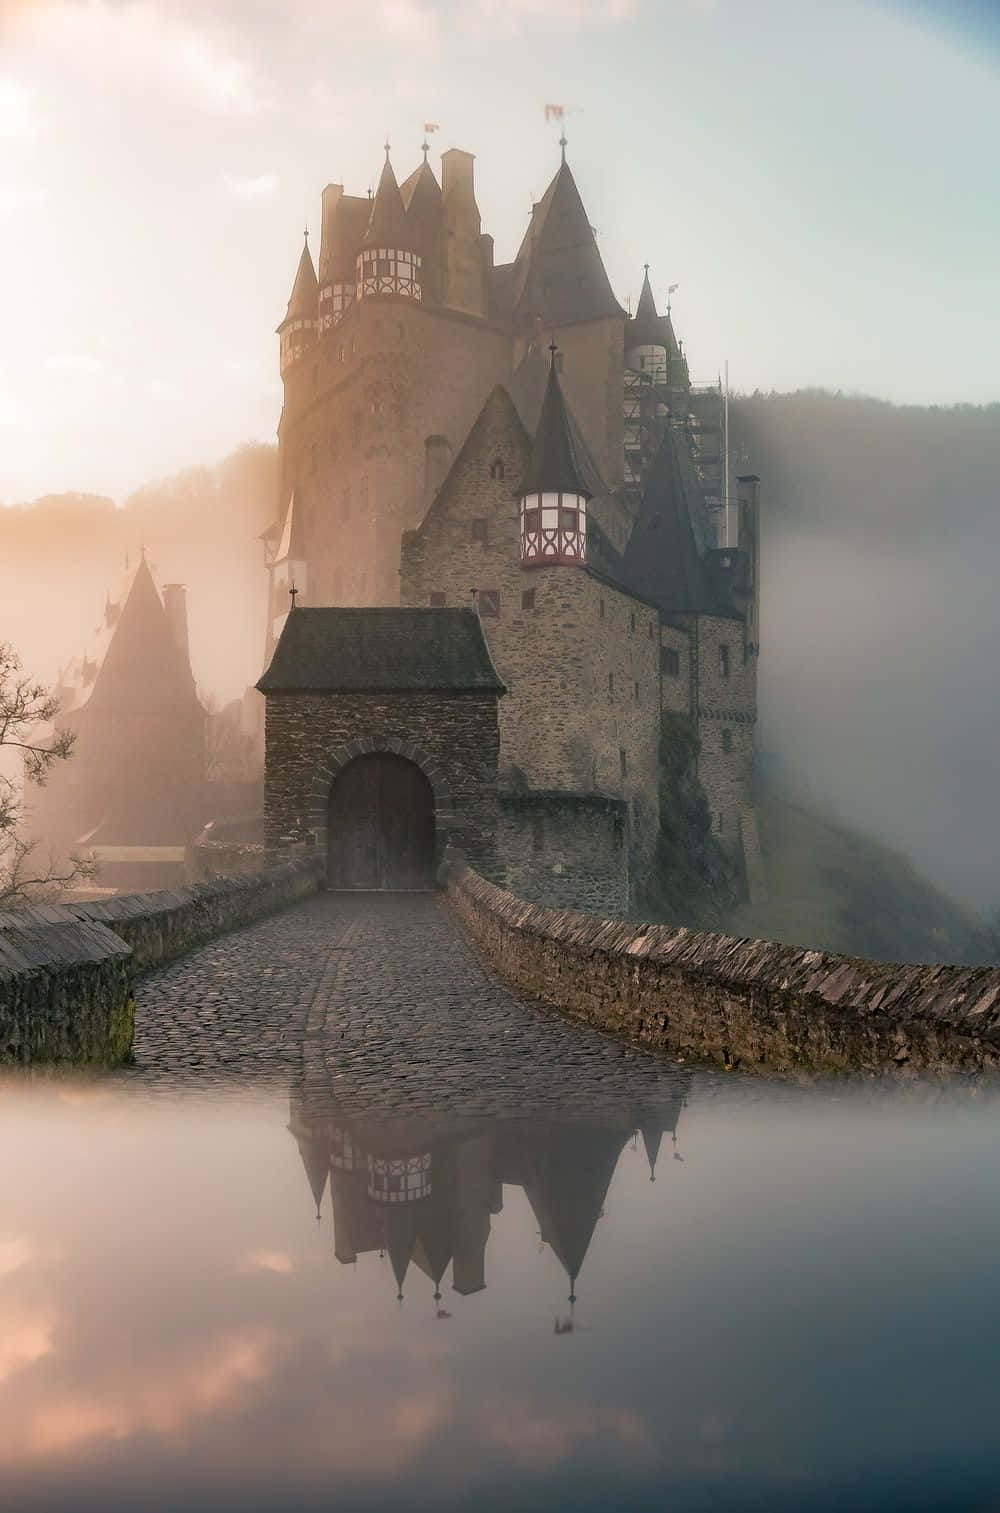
[356,246,422,301]
[519,491,588,565]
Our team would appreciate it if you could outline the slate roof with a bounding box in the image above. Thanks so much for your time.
[522,357,601,499]
[257,607,506,694]
[619,427,737,619]
[361,154,413,249]
[281,235,318,326]
[511,159,623,326]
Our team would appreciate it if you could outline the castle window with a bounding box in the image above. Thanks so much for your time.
[531,816,544,855]
[559,508,578,533]
[471,518,489,544]
[478,589,500,618]
[719,644,731,678]
[661,646,680,676]
[630,612,636,633]
[632,798,641,822]
[634,680,640,701]
[523,507,540,534]
[521,588,535,611]
[608,672,614,698]
[490,458,505,480]
[429,592,445,608]
[718,812,724,832]
[649,622,654,638]
[619,747,628,778]
[338,344,345,364]
[599,599,605,620]
[722,729,733,753]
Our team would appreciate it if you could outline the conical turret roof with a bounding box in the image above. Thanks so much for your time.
[513,156,622,326]
[362,150,412,249]
[625,266,683,366]
[281,234,318,325]
[521,352,597,498]
[620,427,729,617]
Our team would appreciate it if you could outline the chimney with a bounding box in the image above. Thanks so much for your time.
[441,148,476,205]
[162,583,191,669]
[424,435,452,508]
[319,182,343,283]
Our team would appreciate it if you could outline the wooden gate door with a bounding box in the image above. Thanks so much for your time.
[327,754,435,890]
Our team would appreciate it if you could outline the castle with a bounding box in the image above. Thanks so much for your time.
[261,136,763,915]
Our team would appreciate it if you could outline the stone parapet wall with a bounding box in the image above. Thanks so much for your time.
[67,857,325,973]
[0,858,324,1065]
[497,792,628,917]
[446,862,1000,1078]
[0,912,133,1066]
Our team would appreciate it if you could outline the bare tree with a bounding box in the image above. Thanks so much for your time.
[0,642,96,908]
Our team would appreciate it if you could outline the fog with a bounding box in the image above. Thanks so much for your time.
[734,391,1000,910]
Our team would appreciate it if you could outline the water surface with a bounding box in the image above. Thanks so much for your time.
[3,1063,1000,1512]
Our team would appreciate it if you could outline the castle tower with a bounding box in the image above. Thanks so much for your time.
[519,349,591,568]
[277,231,318,376]
[356,145,423,302]
[509,143,624,486]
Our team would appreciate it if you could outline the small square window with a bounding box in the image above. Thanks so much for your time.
[559,508,578,533]
[429,592,445,608]
[471,518,489,543]
[521,588,536,611]
[479,589,500,618]
[523,507,540,533]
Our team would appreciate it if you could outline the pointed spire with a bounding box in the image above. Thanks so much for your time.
[559,130,567,165]
[282,232,318,323]
[641,1125,663,1183]
[521,350,594,499]
[363,148,412,248]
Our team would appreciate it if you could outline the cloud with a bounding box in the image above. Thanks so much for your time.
[241,1249,293,1274]
[0,1235,38,1278]
[44,354,106,376]
[0,76,37,138]
[0,1301,56,1384]
[465,0,639,33]
[224,172,279,200]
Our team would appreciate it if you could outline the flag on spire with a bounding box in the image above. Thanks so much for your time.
[544,103,564,121]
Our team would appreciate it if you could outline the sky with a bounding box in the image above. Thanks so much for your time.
[0,0,997,504]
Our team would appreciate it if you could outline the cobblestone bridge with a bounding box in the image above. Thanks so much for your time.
[130,891,689,1115]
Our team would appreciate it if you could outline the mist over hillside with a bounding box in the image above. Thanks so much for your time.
[731,390,1000,913]
[2,389,998,927]
[0,445,275,702]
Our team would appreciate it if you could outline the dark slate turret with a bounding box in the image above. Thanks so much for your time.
[522,351,597,500]
[512,152,622,327]
[281,232,318,325]
[621,427,734,618]
[362,148,413,250]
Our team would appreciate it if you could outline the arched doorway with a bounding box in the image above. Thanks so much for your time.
[327,754,436,890]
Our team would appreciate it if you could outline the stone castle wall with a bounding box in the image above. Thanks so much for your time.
[280,298,511,605]
[447,861,1000,1079]
[690,613,758,852]
[496,792,628,917]
[263,691,501,875]
[0,858,323,1065]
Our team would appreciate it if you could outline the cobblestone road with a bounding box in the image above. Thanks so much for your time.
[129,891,692,1117]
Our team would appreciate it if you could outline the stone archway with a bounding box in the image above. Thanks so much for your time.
[305,735,456,888]
[327,753,435,890]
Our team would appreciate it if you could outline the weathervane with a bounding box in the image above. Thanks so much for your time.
[289,583,299,608]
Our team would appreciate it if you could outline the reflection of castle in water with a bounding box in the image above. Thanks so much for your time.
[288,1074,691,1314]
